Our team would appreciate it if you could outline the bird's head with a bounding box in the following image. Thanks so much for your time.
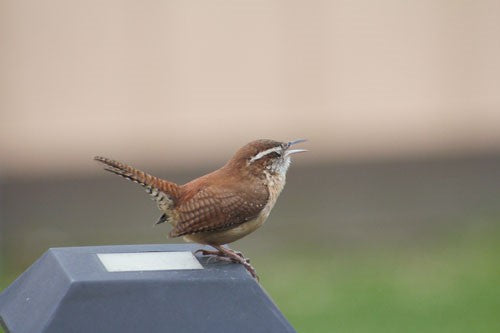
[227,139,307,178]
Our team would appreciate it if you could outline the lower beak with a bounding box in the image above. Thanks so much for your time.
[285,148,308,157]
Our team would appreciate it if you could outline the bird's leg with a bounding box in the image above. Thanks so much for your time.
[214,245,259,281]
[195,246,257,279]
[195,247,249,262]
[220,246,249,262]
[194,249,232,264]
[194,249,224,257]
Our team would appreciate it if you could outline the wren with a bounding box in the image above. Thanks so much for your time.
[95,139,307,279]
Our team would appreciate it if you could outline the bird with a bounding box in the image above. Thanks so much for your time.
[94,139,307,279]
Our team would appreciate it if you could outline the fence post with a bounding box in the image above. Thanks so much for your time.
[0,244,295,333]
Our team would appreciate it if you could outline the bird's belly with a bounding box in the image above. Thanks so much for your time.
[184,212,269,245]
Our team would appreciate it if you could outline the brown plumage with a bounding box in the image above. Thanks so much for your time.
[95,139,307,279]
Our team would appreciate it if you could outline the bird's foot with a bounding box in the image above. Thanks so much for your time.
[194,249,223,257]
[195,247,257,280]
[239,259,259,281]
[194,249,230,264]
[195,248,250,263]
[233,250,248,261]
[214,246,259,281]
[221,246,249,262]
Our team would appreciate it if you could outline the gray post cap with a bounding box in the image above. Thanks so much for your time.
[0,244,295,333]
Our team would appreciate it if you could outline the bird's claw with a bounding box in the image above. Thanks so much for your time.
[194,249,222,256]
[195,247,258,281]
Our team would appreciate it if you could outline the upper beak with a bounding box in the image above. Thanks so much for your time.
[285,139,308,156]
[288,138,307,146]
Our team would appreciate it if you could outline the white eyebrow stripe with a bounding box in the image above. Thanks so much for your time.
[249,146,282,163]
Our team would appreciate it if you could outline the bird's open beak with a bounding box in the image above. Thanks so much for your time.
[285,139,308,156]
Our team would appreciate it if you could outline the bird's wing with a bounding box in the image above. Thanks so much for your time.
[94,156,180,211]
[170,183,269,237]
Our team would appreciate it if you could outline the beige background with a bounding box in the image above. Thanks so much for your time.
[1,0,500,177]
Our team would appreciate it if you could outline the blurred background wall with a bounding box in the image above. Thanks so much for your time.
[2,0,500,177]
[1,1,500,331]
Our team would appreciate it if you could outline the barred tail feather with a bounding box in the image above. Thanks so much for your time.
[94,156,180,209]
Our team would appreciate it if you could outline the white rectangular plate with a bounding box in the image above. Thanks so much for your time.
[97,251,204,272]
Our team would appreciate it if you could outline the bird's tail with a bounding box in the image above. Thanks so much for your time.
[94,156,180,210]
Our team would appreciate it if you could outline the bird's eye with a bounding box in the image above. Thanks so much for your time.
[269,151,281,158]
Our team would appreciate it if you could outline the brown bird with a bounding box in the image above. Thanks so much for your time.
[94,139,307,279]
